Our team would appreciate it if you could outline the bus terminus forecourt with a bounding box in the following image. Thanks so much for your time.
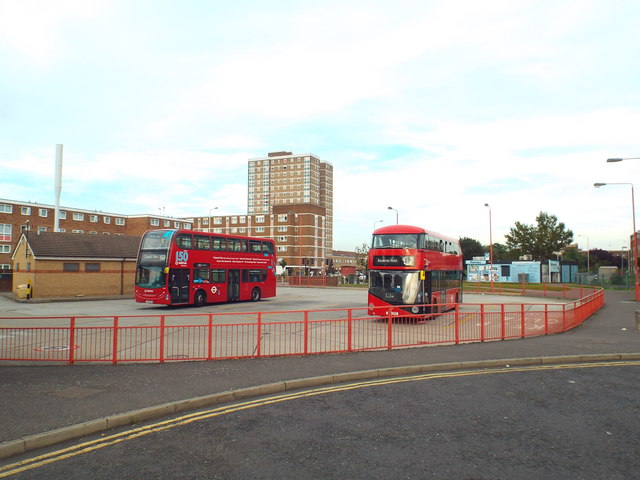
[135,229,276,306]
[368,225,463,316]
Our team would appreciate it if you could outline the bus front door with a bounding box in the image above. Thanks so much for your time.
[228,269,240,301]
[169,268,190,304]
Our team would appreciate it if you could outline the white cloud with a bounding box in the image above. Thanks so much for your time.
[0,0,106,66]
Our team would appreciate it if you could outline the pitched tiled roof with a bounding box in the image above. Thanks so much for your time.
[25,232,141,259]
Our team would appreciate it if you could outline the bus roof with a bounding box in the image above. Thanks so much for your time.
[372,225,459,244]
[143,228,275,244]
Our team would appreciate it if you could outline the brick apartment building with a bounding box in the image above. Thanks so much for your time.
[247,151,333,252]
[0,198,192,270]
[2,151,352,296]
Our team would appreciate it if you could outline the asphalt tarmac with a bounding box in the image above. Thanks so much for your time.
[0,287,639,479]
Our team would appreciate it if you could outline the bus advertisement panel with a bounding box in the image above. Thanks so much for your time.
[135,229,276,306]
[367,225,463,316]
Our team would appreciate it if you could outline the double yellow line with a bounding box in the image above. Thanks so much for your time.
[2,360,639,477]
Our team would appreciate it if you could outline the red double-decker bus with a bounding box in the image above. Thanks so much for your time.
[367,225,463,316]
[135,229,276,307]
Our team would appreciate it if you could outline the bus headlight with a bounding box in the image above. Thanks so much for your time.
[411,306,420,314]
[402,256,415,266]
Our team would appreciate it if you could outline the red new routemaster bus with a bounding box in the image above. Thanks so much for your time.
[368,225,463,316]
[135,229,276,307]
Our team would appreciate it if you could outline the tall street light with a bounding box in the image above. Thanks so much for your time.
[577,234,590,274]
[387,206,398,224]
[594,182,639,301]
[607,157,640,163]
[374,219,383,230]
[484,203,494,292]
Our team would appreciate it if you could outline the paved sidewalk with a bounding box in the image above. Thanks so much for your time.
[0,289,638,455]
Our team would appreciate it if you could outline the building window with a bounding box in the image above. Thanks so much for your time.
[150,218,160,226]
[0,245,10,253]
[21,207,31,215]
[60,211,67,219]
[59,228,66,232]
[231,217,238,224]
[37,227,46,233]
[63,263,80,272]
[173,221,180,228]
[39,208,48,217]
[115,218,125,226]
[85,263,101,272]
[72,230,84,233]
[73,213,84,221]
[277,214,288,222]
[277,246,287,252]
[164,220,171,227]
[89,231,97,234]
[255,227,265,233]
[90,215,98,222]
[183,223,192,229]
[103,216,111,224]
[256,215,265,223]
[0,264,10,270]
[214,217,222,225]
[0,204,12,214]
[277,226,287,232]
[0,224,11,242]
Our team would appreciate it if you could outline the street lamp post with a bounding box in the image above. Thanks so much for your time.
[607,157,640,163]
[387,206,398,224]
[374,220,383,230]
[577,234,590,275]
[484,203,494,292]
[594,182,640,301]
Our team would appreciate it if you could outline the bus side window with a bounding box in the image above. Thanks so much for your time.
[194,268,210,283]
[211,269,226,283]
[212,237,226,251]
[262,241,274,255]
[249,240,262,253]
[240,240,248,252]
[195,236,210,250]
[176,234,192,249]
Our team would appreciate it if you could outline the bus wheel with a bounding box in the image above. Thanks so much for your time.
[251,287,261,302]
[194,291,206,307]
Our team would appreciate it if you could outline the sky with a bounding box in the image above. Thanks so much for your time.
[1,0,639,252]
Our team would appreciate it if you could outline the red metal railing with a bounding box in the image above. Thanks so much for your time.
[0,285,605,365]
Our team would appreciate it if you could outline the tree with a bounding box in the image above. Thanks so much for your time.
[459,237,484,262]
[491,243,510,261]
[505,212,573,260]
[562,246,586,271]
[354,243,369,272]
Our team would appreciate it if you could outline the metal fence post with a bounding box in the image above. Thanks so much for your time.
[208,314,213,360]
[256,312,262,357]
[112,317,119,365]
[159,315,165,363]
[544,304,549,335]
[501,304,506,340]
[479,304,485,342]
[69,317,76,366]
[454,304,460,344]
[387,310,393,350]
[347,309,353,352]
[521,304,526,338]
[304,311,309,355]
